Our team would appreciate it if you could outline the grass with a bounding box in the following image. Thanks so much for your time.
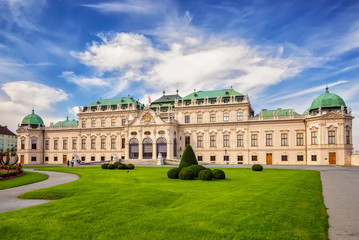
[0,171,48,190]
[0,167,328,240]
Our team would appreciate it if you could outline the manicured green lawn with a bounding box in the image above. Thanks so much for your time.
[0,171,48,190]
[0,167,328,240]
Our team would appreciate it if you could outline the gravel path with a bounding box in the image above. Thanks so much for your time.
[0,169,79,213]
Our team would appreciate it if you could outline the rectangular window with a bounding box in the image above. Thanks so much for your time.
[197,156,203,161]
[91,156,95,161]
[63,140,67,150]
[237,112,243,121]
[54,140,58,150]
[31,157,36,162]
[122,119,126,126]
[266,134,272,146]
[210,113,216,122]
[81,156,85,162]
[101,156,105,161]
[210,156,216,162]
[311,132,317,145]
[346,130,350,144]
[281,133,288,146]
[251,134,258,147]
[197,136,203,147]
[82,121,86,128]
[210,135,216,147]
[111,119,116,127]
[91,119,96,127]
[122,138,125,149]
[297,133,304,146]
[185,136,190,146]
[311,155,317,161]
[45,156,49,162]
[224,155,229,161]
[223,113,229,121]
[297,155,304,161]
[251,155,257,161]
[101,139,106,149]
[72,139,77,150]
[237,155,243,164]
[21,140,25,149]
[197,114,202,123]
[81,139,86,150]
[54,156,58,162]
[223,135,229,147]
[31,140,37,150]
[281,155,288,161]
[328,130,335,144]
[111,138,116,149]
[45,140,49,150]
[185,115,190,123]
[237,135,243,147]
[91,139,96,150]
[101,119,106,127]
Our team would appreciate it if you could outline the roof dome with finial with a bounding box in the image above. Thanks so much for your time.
[309,87,346,113]
[21,109,44,127]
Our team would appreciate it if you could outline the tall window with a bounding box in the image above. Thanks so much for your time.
[185,136,190,146]
[101,139,106,149]
[91,139,96,149]
[31,140,37,149]
[111,118,116,127]
[251,134,258,147]
[101,119,106,127]
[197,114,202,123]
[21,140,25,149]
[63,140,68,150]
[122,119,126,126]
[311,132,317,145]
[223,135,229,147]
[122,138,125,149]
[210,113,216,122]
[237,112,243,121]
[266,134,272,146]
[281,133,288,146]
[54,140,58,150]
[45,140,49,150]
[111,138,116,149]
[81,139,86,150]
[185,115,190,123]
[82,121,86,128]
[237,135,243,147]
[297,133,303,146]
[223,113,229,121]
[91,119,96,127]
[72,139,77,150]
[210,136,216,147]
[197,136,203,147]
[328,130,335,144]
[346,130,350,144]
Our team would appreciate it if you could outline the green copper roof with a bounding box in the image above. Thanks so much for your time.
[85,97,141,107]
[53,117,78,127]
[255,109,299,117]
[21,110,44,126]
[183,89,243,100]
[152,94,182,104]
[309,87,346,111]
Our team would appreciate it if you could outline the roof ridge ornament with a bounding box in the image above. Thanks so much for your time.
[326,85,329,93]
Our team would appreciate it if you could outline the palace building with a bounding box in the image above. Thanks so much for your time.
[16,87,355,165]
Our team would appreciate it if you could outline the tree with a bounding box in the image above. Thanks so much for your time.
[179,144,198,169]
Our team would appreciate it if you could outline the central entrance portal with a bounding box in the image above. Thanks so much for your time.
[157,137,167,159]
[266,153,272,165]
[129,138,139,159]
[143,138,153,159]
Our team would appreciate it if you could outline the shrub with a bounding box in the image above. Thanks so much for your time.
[108,164,116,169]
[117,164,126,169]
[179,167,195,180]
[101,164,109,169]
[179,145,198,169]
[198,169,213,181]
[212,169,225,179]
[188,164,206,178]
[167,167,180,179]
[126,164,135,169]
[252,164,263,171]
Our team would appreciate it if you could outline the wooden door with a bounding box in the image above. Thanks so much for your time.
[266,153,272,165]
[329,152,336,164]
[63,155,67,164]
[20,155,24,164]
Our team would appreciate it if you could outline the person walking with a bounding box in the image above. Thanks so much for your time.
[71,159,74,167]
[67,160,70,167]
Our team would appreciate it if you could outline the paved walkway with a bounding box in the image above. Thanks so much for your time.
[0,169,79,213]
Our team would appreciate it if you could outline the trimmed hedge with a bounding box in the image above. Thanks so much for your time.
[252,164,263,171]
[126,164,135,169]
[179,167,195,180]
[118,164,126,169]
[198,169,213,181]
[167,167,180,179]
[179,145,198,169]
[108,164,116,169]
[101,164,109,169]
[188,164,206,178]
[212,169,225,179]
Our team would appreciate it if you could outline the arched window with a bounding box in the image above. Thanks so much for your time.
[143,138,153,159]
[129,138,139,159]
[157,137,167,159]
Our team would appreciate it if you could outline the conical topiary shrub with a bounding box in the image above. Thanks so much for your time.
[178,144,198,169]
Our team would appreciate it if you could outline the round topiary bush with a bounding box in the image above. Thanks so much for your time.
[101,164,109,169]
[126,164,135,169]
[113,162,122,168]
[188,164,206,178]
[212,169,225,179]
[108,164,116,169]
[252,164,263,171]
[179,145,198,169]
[198,169,213,181]
[117,163,126,169]
[179,167,195,180]
[167,167,180,179]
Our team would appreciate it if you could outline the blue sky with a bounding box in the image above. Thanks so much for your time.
[1,0,359,147]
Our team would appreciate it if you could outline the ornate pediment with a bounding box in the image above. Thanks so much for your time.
[129,109,165,126]
[320,111,345,119]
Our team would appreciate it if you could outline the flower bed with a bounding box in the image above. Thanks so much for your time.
[0,163,23,181]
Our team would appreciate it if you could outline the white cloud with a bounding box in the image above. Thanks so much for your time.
[61,71,111,87]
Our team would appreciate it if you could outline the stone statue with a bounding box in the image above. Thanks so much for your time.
[112,154,120,164]
[73,151,81,166]
[157,153,164,165]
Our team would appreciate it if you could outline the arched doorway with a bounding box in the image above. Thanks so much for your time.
[129,138,139,159]
[157,137,167,159]
[143,138,153,159]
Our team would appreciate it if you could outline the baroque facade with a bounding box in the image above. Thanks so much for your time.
[17,87,354,165]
